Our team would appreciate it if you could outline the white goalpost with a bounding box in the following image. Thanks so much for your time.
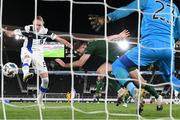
[1,0,180,120]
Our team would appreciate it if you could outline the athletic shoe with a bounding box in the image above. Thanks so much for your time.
[117,88,127,98]
[134,88,145,102]
[156,95,163,111]
[134,88,145,115]
[122,103,128,108]
[116,88,128,106]
[23,73,34,82]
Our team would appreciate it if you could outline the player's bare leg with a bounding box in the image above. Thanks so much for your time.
[95,63,111,101]
[129,69,163,111]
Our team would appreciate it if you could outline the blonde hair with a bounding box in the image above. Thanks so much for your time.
[33,16,44,25]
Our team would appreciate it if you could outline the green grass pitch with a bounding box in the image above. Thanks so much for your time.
[0,102,180,120]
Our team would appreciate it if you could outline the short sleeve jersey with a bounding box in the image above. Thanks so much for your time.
[108,0,180,48]
[85,40,123,63]
[14,25,57,52]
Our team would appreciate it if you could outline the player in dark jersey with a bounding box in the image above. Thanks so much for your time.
[55,30,161,107]
[55,30,131,101]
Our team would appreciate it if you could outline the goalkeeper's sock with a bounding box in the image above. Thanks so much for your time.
[109,79,121,92]
[127,82,136,97]
[95,80,104,93]
[144,85,159,99]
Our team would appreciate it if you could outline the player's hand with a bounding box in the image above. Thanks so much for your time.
[108,29,130,41]
[1,27,7,34]
[88,14,107,32]
[117,29,130,40]
[175,40,180,46]
[55,59,66,67]
[66,43,73,49]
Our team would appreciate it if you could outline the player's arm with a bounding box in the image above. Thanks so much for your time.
[2,29,16,38]
[89,0,147,31]
[107,29,130,41]
[55,54,91,68]
[174,7,180,39]
[107,0,147,21]
[55,35,72,49]
[3,28,23,38]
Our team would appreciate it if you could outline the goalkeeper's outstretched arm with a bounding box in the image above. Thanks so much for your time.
[89,0,147,32]
[174,13,180,39]
[107,0,147,21]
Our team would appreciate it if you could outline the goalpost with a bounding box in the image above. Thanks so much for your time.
[1,0,180,120]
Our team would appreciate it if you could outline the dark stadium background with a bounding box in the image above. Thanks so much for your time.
[1,0,180,98]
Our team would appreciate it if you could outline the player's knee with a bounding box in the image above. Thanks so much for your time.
[40,71,48,78]
[24,55,30,58]
[96,70,105,80]
[97,76,104,81]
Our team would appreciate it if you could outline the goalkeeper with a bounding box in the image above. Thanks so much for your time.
[89,0,180,108]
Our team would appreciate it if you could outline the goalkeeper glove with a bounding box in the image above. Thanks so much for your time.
[88,14,111,32]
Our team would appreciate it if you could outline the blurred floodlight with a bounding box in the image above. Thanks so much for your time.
[117,39,129,50]
[15,35,20,40]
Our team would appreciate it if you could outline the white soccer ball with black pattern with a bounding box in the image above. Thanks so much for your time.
[3,62,18,78]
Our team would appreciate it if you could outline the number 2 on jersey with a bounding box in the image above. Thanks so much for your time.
[153,0,175,24]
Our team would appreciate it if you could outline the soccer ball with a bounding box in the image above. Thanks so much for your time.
[3,62,18,78]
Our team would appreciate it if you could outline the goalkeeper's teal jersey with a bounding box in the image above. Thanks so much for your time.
[108,0,180,48]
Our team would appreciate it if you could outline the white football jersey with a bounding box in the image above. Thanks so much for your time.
[14,25,57,52]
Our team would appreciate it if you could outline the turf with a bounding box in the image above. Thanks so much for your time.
[0,102,180,120]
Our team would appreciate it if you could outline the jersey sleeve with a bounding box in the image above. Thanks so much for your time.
[85,41,96,55]
[16,25,33,37]
[13,29,22,35]
[174,7,180,39]
[107,0,148,21]
[46,31,57,40]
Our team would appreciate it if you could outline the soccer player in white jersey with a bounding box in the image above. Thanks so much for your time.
[3,16,71,107]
